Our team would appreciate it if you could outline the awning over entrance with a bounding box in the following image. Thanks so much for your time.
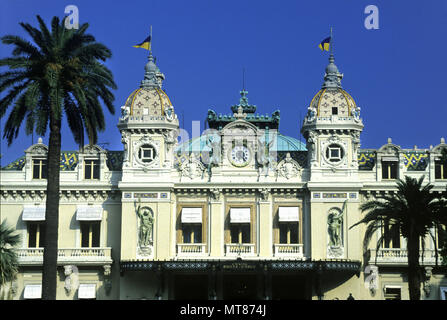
[120,259,361,274]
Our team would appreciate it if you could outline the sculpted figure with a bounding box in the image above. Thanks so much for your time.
[137,204,154,247]
[328,210,343,247]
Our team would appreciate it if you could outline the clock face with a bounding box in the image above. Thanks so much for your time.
[230,145,251,167]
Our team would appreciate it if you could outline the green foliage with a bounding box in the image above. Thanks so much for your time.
[0,15,117,146]
[0,15,116,300]
[0,220,21,286]
[350,175,447,299]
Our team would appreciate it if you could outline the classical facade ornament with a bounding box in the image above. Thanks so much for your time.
[136,203,154,256]
[132,135,160,168]
[209,188,221,201]
[423,267,433,297]
[256,137,274,177]
[103,265,112,295]
[276,153,301,180]
[307,131,318,165]
[258,188,270,201]
[364,265,379,296]
[64,265,79,294]
[164,105,175,121]
[179,153,205,180]
[327,207,344,258]
[121,131,130,168]
[321,135,348,168]
[120,105,130,120]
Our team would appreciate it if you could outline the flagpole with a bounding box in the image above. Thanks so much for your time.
[150,25,153,53]
[330,26,333,55]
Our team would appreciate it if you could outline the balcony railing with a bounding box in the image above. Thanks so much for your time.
[369,248,440,265]
[176,243,207,256]
[15,247,113,266]
[225,243,255,257]
[273,244,304,258]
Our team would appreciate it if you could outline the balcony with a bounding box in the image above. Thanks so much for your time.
[225,243,255,257]
[273,244,304,259]
[16,247,113,266]
[176,243,207,257]
[369,248,440,266]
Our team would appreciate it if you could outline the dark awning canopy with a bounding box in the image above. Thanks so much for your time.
[120,259,361,275]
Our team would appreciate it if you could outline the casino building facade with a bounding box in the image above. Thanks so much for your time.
[1,51,446,300]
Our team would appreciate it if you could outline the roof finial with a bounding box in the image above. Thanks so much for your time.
[322,27,343,89]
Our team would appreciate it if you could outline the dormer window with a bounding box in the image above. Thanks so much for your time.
[32,159,47,179]
[435,160,447,180]
[84,159,100,180]
[382,160,398,180]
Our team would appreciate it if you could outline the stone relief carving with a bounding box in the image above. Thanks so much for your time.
[258,188,270,201]
[256,137,274,178]
[132,136,160,168]
[179,153,205,180]
[64,265,79,295]
[209,188,221,201]
[307,131,318,166]
[364,265,379,296]
[276,153,301,180]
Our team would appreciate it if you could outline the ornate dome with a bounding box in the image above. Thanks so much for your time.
[123,52,174,117]
[124,87,172,117]
[306,53,359,118]
[309,87,357,117]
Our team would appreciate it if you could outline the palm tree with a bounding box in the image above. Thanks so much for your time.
[0,220,21,300]
[0,15,116,299]
[350,176,447,300]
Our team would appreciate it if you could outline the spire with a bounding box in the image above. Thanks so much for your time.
[322,53,343,89]
[322,27,343,89]
[140,51,165,89]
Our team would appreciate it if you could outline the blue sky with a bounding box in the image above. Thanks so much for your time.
[1,0,446,166]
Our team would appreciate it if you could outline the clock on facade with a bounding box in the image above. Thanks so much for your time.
[230,145,251,167]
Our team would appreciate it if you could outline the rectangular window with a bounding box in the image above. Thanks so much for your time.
[435,160,447,180]
[81,222,100,248]
[32,159,47,179]
[28,223,46,248]
[332,107,338,115]
[382,221,400,248]
[384,287,401,300]
[382,161,398,180]
[279,223,299,244]
[84,160,100,180]
[230,224,250,244]
[182,224,202,243]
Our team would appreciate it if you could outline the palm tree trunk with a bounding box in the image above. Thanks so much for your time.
[407,236,421,300]
[41,116,61,300]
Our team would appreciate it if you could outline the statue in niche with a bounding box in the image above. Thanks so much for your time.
[137,202,154,248]
[328,209,343,247]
